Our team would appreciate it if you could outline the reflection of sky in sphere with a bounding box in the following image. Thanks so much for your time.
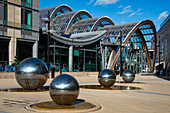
[24,67,35,72]
[55,84,69,89]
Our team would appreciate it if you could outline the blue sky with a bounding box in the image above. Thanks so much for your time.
[40,0,169,31]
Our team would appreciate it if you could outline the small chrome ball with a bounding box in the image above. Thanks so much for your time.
[49,74,79,105]
[98,69,116,87]
[15,58,49,90]
[122,70,135,83]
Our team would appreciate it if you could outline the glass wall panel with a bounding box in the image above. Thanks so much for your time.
[116,33,148,74]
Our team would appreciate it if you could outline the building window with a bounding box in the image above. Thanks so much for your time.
[162,41,164,57]
[21,9,32,30]
[162,32,164,37]
[0,3,3,22]
[4,4,7,25]
[21,0,32,8]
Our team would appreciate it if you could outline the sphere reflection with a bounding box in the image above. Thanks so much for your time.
[15,58,49,90]
[49,74,79,105]
[98,69,116,87]
[122,70,135,83]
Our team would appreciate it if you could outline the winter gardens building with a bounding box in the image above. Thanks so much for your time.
[39,4,157,73]
[0,3,157,73]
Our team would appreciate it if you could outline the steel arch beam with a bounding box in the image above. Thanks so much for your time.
[50,4,73,21]
[65,10,93,34]
[91,16,114,31]
[110,19,157,72]
[40,5,73,28]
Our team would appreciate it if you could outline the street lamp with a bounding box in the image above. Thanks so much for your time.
[119,31,122,76]
[43,11,51,68]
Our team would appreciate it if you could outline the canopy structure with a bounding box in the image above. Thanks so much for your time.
[40,5,157,72]
[98,20,157,72]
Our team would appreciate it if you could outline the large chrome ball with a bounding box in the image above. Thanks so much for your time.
[98,69,116,87]
[49,74,79,105]
[15,58,49,90]
[122,70,135,83]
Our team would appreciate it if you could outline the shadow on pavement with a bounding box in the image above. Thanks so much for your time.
[156,76,170,81]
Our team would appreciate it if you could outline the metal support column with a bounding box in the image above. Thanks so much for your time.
[159,40,160,75]
[53,42,56,65]
[46,11,50,68]
[104,46,107,69]
[120,31,122,75]
[100,41,104,70]
[69,46,73,72]
[96,44,98,71]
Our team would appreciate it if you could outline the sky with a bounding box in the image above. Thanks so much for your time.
[40,0,170,31]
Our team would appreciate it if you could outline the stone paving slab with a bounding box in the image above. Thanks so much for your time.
[0,75,170,113]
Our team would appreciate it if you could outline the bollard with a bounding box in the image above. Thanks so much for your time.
[51,65,55,78]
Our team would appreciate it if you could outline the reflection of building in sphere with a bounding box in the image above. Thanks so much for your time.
[15,58,49,90]
[122,70,135,83]
[49,74,79,105]
[98,69,116,87]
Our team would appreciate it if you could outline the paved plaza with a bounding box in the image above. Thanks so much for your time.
[0,74,170,113]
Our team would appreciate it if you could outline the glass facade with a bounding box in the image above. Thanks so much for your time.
[39,5,157,73]
[73,44,97,72]
[116,33,148,73]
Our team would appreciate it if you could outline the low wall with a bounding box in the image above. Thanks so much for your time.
[0,72,15,79]
[0,72,99,79]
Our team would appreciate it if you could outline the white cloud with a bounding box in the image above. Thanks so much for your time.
[128,8,142,17]
[157,11,168,20]
[121,20,126,24]
[93,0,120,5]
[87,0,94,5]
[136,8,141,12]
[117,5,133,14]
[119,5,122,8]
[117,5,142,17]
[129,12,135,17]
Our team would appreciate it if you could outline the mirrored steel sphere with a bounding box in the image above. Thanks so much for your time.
[122,70,135,83]
[15,58,49,90]
[49,74,79,105]
[98,69,116,87]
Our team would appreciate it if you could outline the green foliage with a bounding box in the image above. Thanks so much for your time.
[14,56,19,64]
[42,57,45,61]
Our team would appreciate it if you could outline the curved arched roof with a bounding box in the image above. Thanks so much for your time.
[103,19,157,72]
[68,16,114,34]
[91,16,114,31]
[50,4,73,21]
[39,5,73,28]
[64,10,93,34]
[50,10,92,35]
